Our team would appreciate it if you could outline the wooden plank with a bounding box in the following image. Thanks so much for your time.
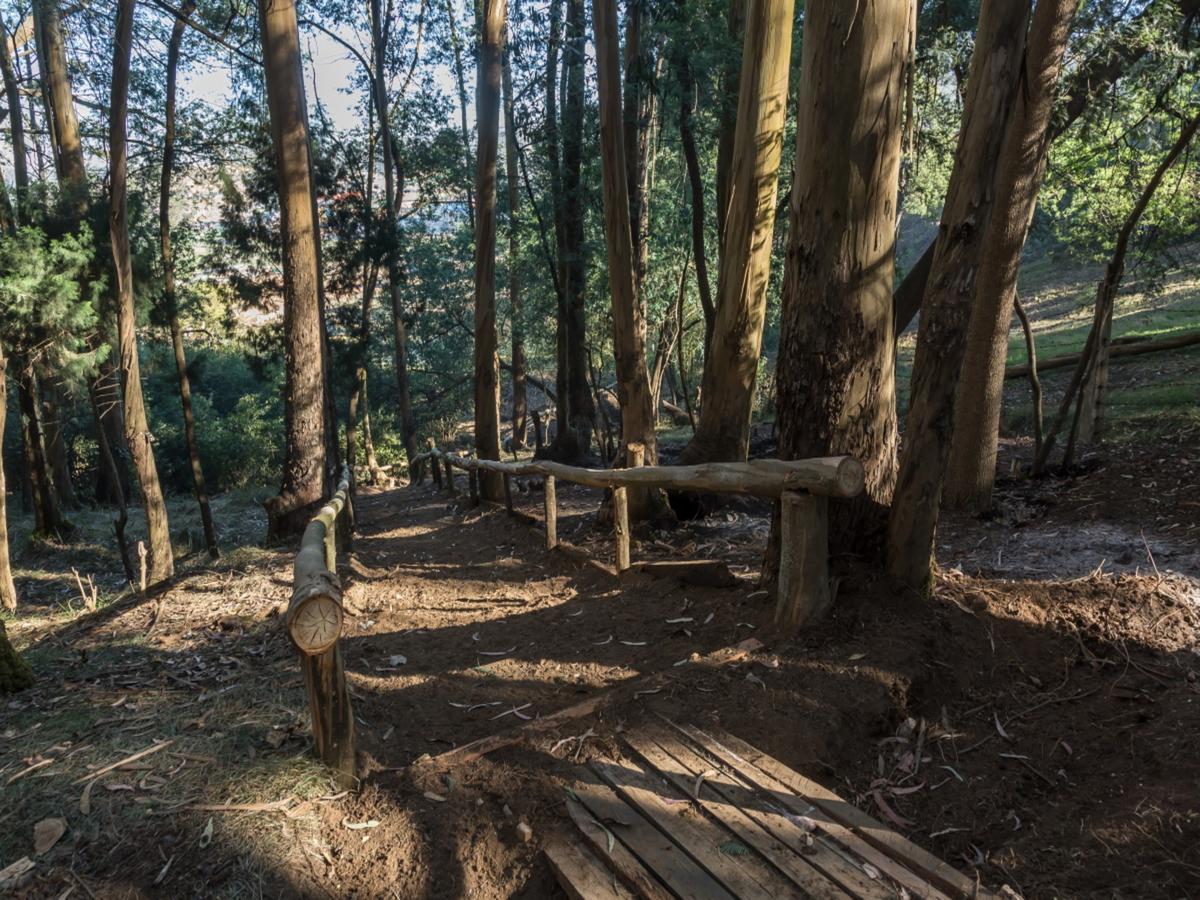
[671,722,989,900]
[591,755,802,899]
[545,833,638,900]
[613,486,631,572]
[776,491,831,628]
[544,474,557,549]
[411,638,763,772]
[568,778,721,900]
[622,728,857,899]
[556,541,619,577]
[645,724,948,900]
[632,560,738,588]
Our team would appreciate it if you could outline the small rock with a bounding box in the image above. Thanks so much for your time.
[516,821,533,843]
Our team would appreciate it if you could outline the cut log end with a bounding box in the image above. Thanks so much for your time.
[289,593,343,655]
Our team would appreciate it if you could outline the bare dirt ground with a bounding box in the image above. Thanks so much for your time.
[3,434,1200,898]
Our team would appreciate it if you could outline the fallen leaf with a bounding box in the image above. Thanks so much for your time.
[33,818,66,855]
[422,792,447,803]
[198,817,214,849]
[342,817,382,829]
[848,652,867,661]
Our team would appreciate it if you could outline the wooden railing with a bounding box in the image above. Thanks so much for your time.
[287,465,356,787]
[412,441,864,628]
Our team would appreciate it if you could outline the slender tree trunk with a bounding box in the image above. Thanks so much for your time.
[502,36,527,449]
[885,0,1032,592]
[90,387,135,585]
[622,0,653,292]
[715,0,743,258]
[17,364,69,537]
[472,0,507,500]
[0,618,32,693]
[33,0,86,218]
[111,0,174,584]
[551,0,593,459]
[675,52,714,348]
[680,0,794,466]
[592,0,664,520]
[92,359,130,504]
[161,0,218,558]
[0,9,29,222]
[774,0,913,557]
[258,0,329,538]
[0,354,19,611]
[1012,296,1044,457]
[38,376,77,509]
[446,0,477,231]
[944,0,1078,512]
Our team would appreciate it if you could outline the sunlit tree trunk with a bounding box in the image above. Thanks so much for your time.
[680,0,793,466]
[944,0,1077,511]
[472,0,507,500]
[161,0,218,558]
[501,37,527,449]
[592,0,664,519]
[715,0,743,258]
[32,0,85,217]
[886,0,1033,592]
[111,0,174,584]
[0,9,29,222]
[258,0,329,538]
[774,0,913,556]
[0,352,19,611]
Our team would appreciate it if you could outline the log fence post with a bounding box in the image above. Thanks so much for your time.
[468,467,480,505]
[613,485,631,572]
[544,474,557,550]
[444,457,455,494]
[503,473,514,514]
[775,491,830,629]
[430,447,443,489]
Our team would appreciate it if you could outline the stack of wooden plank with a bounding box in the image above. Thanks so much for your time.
[545,717,998,899]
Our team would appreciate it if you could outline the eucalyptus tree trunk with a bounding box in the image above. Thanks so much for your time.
[774,0,913,556]
[161,0,218,558]
[944,0,1078,512]
[501,40,527,449]
[886,0,1033,593]
[0,353,19,611]
[679,0,794,466]
[592,0,664,519]
[258,0,330,538]
[112,0,174,584]
[550,0,594,459]
[472,0,507,501]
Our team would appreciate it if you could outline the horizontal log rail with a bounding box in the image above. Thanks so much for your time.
[287,465,356,788]
[410,444,864,628]
[1004,327,1200,379]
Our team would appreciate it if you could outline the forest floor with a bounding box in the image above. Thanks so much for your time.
[3,429,1200,899]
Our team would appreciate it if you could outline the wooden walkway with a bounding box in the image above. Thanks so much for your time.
[547,717,997,900]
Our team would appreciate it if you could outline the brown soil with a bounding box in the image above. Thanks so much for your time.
[4,441,1199,899]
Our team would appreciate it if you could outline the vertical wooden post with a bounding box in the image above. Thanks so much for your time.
[468,467,480,505]
[302,642,356,789]
[503,473,514,514]
[431,450,443,489]
[444,458,456,494]
[544,474,557,549]
[613,485,631,572]
[775,491,830,629]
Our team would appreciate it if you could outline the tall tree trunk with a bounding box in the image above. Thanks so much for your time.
[90,386,136,584]
[675,52,714,348]
[715,0,743,260]
[17,364,69,537]
[38,376,77,509]
[472,0,507,501]
[774,0,913,557]
[92,359,130,504]
[542,0,571,452]
[258,0,329,538]
[160,0,218,558]
[0,9,29,222]
[446,0,477,231]
[679,0,793,466]
[0,618,32,693]
[551,0,594,459]
[0,353,19,611]
[622,0,653,292]
[886,0,1032,593]
[502,35,527,449]
[592,0,664,519]
[111,0,174,584]
[943,0,1077,512]
[32,0,85,218]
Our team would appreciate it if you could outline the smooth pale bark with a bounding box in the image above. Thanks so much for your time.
[0,354,18,611]
[591,0,662,520]
[501,46,527,448]
[675,52,714,347]
[680,0,794,465]
[549,0,594,459]
[774,0,913,555]
[944,0,1078,511]
[0,9,29,221]
[886,0,1032,592]
[473,0,506,501]
[111,0,174,584]
[33,0,85,222]
[161,0,218,559]
[259,0,329,538]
